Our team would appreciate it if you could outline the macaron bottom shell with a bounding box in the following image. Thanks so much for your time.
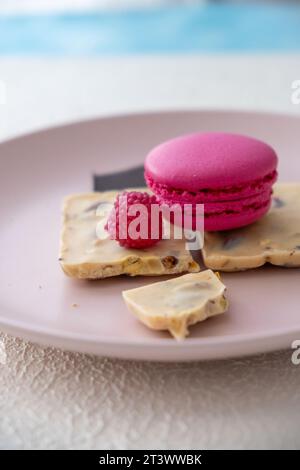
[202,199,271,231]
[145,170,277,204]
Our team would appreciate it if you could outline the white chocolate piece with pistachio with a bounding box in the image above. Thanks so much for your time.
[203,183,300,272]
[59,190,199,279]
[122,270,228,340]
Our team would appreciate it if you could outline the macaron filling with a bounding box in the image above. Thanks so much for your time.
[145,169,277,204]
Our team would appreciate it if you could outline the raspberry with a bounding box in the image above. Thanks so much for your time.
[105,191,163,249]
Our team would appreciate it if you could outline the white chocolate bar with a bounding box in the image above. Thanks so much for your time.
[59,190,199,279]
[122,270,228,340]
[203,183,300,271]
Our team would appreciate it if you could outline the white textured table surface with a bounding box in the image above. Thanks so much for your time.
[1,56,300,450]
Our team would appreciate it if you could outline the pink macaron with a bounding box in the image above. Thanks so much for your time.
[145,132,278,231]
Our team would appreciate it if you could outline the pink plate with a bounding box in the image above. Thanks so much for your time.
[0,110,300,361]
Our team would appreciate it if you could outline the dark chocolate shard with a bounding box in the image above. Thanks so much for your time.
[94,165,145,191]
[272,197,285,209]
[222,236,243,250]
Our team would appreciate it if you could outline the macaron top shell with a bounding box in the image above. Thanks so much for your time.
[145,132,278,191]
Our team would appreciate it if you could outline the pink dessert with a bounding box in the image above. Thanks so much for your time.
[145,132,278,231]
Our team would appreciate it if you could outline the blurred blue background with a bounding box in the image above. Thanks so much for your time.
[0,1,300,54]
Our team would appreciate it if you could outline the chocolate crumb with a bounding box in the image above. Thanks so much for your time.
[272,197,285,209]
[221,260,230,267]
[84,201,103,213]
[127,257,140,265]
[71,303,78,308]
[222,237,243,250]
[162,256,178,269]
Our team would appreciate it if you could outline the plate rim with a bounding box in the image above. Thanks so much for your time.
[1,107,300,146]
[0,314,298,361]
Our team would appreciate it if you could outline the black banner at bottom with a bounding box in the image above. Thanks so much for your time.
[1,449,295,463]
